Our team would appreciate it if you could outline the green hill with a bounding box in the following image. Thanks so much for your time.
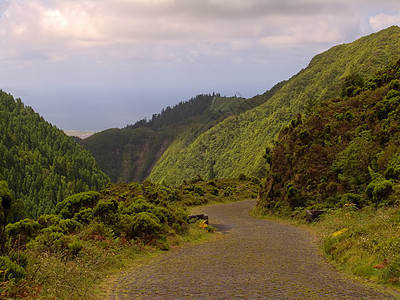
[149,26,400,185]
[0,91,110,218]
[80,91,283,183]
[258,58,400,212]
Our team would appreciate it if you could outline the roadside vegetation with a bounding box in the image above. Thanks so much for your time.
[256,58,400,288]
[0,177,260,299]
[314,205,400,286]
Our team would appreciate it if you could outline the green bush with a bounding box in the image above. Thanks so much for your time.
[67,238,83,257]
[0,256,26,282]
[208,186,219,196]
[37,214,62,228]
[6,218,40,245]
[121,212,162,240]
[366,178,393,205]
[298,129,310,141]
[55,191,100,219]
[73,207,93,224]
[238,173,247,181]
[339,193,365,208]
[384,154,400,179]
[30,228,68,252]
[122,199,154,215]
[58,219,81,233]
[92,199,119,225]
[389,79,400,91]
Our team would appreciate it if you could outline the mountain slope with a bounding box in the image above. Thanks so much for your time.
[149,26,400,185]
[81,91,284,183]
[258,58,400,211]
[0,91,110,217]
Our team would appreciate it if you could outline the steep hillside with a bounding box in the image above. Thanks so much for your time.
[149,26,400,185]
[258,58,400,212]
[0,91,110,217]
[81,91,284,183]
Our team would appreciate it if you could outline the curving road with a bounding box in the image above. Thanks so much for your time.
[107,199,397,299]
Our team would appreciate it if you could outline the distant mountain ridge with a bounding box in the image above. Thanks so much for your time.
[79,26,400,185]
[148,26,400,184]
[80,91,283,183]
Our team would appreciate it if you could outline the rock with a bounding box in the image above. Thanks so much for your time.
[305,210,324,223]
[188,213,209,224]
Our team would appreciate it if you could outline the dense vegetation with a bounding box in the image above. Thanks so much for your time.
[0,91,110,218]
[254,57,400,286]
[0,177,260,299]
[149,26,400,185]
[81,93,272,183]
[258,58,400,212]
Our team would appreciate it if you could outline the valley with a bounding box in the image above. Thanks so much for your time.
[3,26,400,298]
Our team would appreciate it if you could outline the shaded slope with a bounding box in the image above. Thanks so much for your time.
[149,26,400,185]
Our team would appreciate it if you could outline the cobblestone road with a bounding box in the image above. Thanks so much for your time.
[107,199,397,299]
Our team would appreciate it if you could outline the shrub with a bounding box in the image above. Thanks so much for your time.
[6,218,40,245]
[121,212,162,240]
[58,219,81,234]
[122,199,154,215]
[389,79,400,91]
[67,238,83,257]
[55,191,100,219]
[92,199,119,225]
[73,208,93,224]
[339,193,365,208]
[37,214,62,228]
[82,221,114,240]
[366,178,393,205]
[193,185,205,197]
[384,154,400,179]
[208,186,219,196]
[0,256,26,282]
[298,129,310,141]
[238,173,247,181]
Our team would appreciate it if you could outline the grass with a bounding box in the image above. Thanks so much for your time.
[1,223,215,300]
[253,203,400,292]
[311,204,400,288]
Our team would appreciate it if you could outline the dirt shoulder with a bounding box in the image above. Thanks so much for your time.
[105,199,397,299]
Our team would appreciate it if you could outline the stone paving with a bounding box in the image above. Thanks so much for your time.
[107,199,398,299]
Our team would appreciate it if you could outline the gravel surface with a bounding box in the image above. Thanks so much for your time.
[107,199,397,299]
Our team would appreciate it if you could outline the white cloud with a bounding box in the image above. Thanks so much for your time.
[369,13,400,31]
[0,0,365,64]
[2,0,400,131]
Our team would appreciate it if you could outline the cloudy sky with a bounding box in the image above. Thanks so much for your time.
[1,0,400,131]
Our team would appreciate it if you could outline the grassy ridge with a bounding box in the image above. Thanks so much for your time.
[149,26,400,185]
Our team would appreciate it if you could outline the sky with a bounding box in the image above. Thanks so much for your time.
[1,0,400,131]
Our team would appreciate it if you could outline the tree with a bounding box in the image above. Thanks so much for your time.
[0,180,12,253]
